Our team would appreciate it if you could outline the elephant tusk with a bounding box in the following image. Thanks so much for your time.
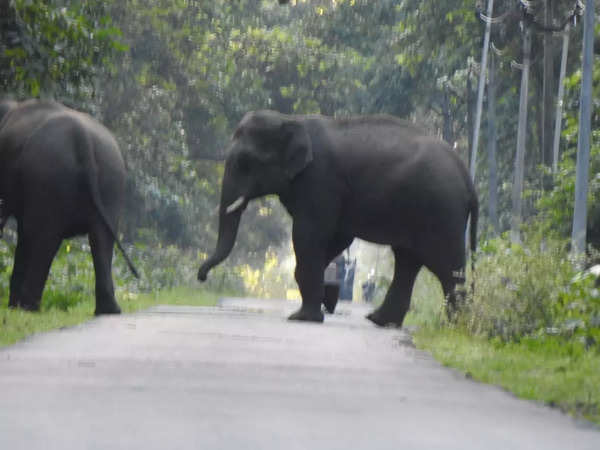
[225,196,246,214]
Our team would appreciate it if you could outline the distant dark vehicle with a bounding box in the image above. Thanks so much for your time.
[323,253,356,312]
[323,262,339,314]
[362,279,375,303]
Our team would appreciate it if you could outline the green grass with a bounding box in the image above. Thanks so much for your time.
[405,267,600,426]
[412,327,600,425]
[119,285,222,311]
[0,285,219,348]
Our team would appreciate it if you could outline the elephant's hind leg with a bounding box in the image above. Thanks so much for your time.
[438,271,467,321]
[89,224,121,315]
[12,227,62,311]
[367,247,421,327]
[9,231,27,308]
[425,244,467,321]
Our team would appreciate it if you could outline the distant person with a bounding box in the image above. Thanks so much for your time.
[362,279,375,303]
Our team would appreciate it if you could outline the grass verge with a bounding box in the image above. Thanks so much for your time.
[0,285,219,348]
[412,327,600,425]
[405,268,600,426]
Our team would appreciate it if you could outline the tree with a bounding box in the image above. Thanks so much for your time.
[0,0,125,105]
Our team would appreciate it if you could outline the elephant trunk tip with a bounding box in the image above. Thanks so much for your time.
[197,263,211,282]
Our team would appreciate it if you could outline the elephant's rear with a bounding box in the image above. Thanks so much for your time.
[70,112,128,224]
[1,99,137,313]
[19,109,121,225]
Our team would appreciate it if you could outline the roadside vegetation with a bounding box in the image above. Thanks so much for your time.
[0,233,223,347]
[0,285,221,348]
[405,127,600,425]
[406,231,600,425]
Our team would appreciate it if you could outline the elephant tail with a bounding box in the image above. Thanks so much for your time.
[73,117,140,279]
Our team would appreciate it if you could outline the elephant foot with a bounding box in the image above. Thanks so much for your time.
[95,303,122,316]
[11,295,41,311]
[366,310,404,328]
[288,306,324,323]
[16,302,41,312]
[323,283,339,314]
[8,296,20,308]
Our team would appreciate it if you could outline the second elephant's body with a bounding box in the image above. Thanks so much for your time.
[199,110,478,326]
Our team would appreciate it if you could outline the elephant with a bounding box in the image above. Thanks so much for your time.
[198,110,478,326]
[0,99,138,314]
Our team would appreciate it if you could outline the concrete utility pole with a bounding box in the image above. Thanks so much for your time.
[510,26,532,244]
[571,0,595,257]
[541,0,556,168]
[470,0,494,182]
[552,23,570,173]
[487,51,499,234]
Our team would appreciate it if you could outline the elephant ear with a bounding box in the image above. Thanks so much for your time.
[281,120,313,180]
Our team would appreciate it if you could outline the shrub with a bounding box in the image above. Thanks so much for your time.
[459,235,572,340]
[405,268,446,328]
[550,264,600,349]
[450,231,599,351]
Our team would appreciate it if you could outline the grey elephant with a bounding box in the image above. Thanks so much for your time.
[198,110,478,326]
[0,99,138,314]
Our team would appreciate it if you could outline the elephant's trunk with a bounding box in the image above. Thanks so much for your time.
[198,174,247,282]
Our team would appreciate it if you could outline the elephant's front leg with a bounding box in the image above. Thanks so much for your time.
[288,223,326,323]
[8,230,27,308]
[289,256,325,322]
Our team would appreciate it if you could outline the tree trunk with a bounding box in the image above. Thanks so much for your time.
[552,23,570,173]
[511,27,532,244]
[441,88,454,145]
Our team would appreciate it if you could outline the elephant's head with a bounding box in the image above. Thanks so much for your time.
[198,110,313,281]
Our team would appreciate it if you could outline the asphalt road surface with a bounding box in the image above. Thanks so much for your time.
[1,298,598,450]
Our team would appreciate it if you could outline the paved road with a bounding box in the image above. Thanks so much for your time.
[0,298,598,450]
